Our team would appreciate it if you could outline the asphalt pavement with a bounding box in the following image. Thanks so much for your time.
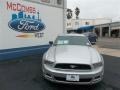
[0,54,120,90]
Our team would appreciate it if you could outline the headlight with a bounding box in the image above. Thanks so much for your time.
[93,62,103,69]
[44,60,54,67]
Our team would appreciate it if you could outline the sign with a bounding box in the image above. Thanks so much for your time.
[7,1,46,38]
[0,0,65,50]
[8,11,45,33]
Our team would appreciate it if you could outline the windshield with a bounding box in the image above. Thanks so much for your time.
[54,36,90,46]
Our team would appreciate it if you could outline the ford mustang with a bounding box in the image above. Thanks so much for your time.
[42,34,104,85]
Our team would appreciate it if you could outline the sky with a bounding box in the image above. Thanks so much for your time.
[67,0,120,21]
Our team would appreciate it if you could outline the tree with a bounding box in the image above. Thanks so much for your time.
[67,8,73,19]
[75,7,80,19]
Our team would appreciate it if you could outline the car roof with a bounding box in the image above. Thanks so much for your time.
[58,33,85,37]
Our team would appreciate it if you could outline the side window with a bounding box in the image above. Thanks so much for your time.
[41,0,50,3]
[55,0,63,7]
[57,0,62,5]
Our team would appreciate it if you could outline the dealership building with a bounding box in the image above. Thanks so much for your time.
[95,22,120,38]
[66,18,120,38]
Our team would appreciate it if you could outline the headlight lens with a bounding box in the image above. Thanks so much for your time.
[93,62,103,69]
[44,60,54,67]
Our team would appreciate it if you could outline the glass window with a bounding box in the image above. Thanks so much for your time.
[85,22,90,25]
[57,0,62,5]
[54,36,89,46]
[41,0,50,3]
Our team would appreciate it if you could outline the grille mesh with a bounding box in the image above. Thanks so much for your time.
[55,64,91,70]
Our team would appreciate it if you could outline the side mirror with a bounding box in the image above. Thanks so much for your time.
[49,41,53,45]
[91,43,96,45]
[86,43,91,46]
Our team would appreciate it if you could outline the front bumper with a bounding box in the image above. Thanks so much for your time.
[42,65,104,85]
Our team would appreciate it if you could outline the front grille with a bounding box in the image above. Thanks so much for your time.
[54,76,92,82]
[54,64,91,70]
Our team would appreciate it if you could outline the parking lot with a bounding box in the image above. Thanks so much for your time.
[95,38,120,58]
[0,38,120,90]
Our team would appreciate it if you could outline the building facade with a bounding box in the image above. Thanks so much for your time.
[66,18,120,38]
[95,22,120,38]
[0,0,66,61]
[66,18,112,30]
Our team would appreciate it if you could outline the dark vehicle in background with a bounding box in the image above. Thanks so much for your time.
[83,32,98,44]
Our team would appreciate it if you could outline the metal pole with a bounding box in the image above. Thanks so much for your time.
[109,24,111,37]
[100,26,102,37]
[119,29,120,38]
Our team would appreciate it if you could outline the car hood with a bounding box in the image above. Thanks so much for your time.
[46,45,101,65]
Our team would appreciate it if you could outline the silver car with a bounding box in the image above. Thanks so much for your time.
[42,34,104,85]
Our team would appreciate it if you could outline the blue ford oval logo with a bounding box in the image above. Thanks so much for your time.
[8,11,45,33]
